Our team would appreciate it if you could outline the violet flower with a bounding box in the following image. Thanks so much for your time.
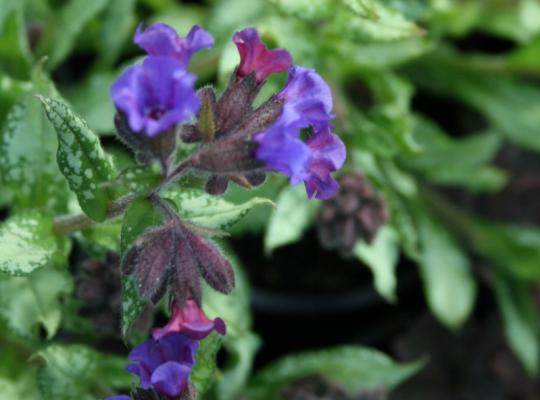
[125,333,198,398]
[111,56,200,137]
[233,27,292,83]
[153,300,226,340]
[256,67,345,199]
[135,23,214,65]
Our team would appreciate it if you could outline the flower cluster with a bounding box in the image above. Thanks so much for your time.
[109,22,347,399]
[108,300,224,400]
[111,23,345,199]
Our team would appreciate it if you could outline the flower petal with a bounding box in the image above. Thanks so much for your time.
[150,361,191,398]
[233,27,292,83]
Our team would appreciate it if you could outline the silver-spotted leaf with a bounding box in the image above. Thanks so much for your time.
[0,212,56,276]
[164,188,274,230]
[38,95,114,221]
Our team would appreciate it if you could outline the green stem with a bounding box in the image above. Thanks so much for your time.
[52,157,194,235]
[53,193,137,235]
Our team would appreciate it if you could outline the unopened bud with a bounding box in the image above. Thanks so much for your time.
[317,172,388,256]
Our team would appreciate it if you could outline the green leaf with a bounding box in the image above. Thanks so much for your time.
[36,0,109,70]
[38,95,114,221]
[35,344,132,400]
[492,270,540,375]
[98,0,136,67]
[0,92,70,212]
[0,265,72,339]
[116,165,163,195]
[354,226,399,303]
[164,188,274,230]
[264,185,318,254]
[120,198,162,339]
[191,332,223,396]
[406,50,540,152]
[0,339,40,399]
[469,222,540,280]
[269,0,423,41]
[417,213,476,329]
[0,212,57,276]
[0,376,39,400]
[62,71,117,135]
[402,116,506,191]
[203,250,260,399]
[0,5,32,79]
[247,346,424,399]
[215,332,261,400]
[0,73,33,121]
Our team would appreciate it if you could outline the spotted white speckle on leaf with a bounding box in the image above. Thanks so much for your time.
[163,188,275,229]
[0,212,57,276]
[37,95,115,221]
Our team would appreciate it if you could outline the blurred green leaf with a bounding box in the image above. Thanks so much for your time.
[203,250,260,399]
[0,344,40,399]
[469,222,540,280]
[35,344,131,400]
[38,95,115,221]
[165,188,274,230]
[493,270,540,375]
[417,213,476,329]
[406,50,540,152]
[344,71,418,158]
[270,0,423,41]
[354,226,400,303]
[264,185,318,254]
[0,74,33,121]
[98,0,136,67]
[402,116,506,191]
[0,212,56,276]
[37,0,108,70]
[62,71,117,135]
[215,332,261,400]
[0,265,72,339]
[0,4,32,79]
[247,346,424,399]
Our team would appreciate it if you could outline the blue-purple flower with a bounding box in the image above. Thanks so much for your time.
[135,23,214,65]
[233,27,292,83]
[126,333,198,398]
[256,67,345,199]
[111,56,200,137]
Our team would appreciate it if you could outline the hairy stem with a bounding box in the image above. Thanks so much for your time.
[53,194,137,235]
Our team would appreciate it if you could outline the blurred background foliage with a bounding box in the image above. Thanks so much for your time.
[1,0,540,399]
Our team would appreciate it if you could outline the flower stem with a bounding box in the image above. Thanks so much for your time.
[53,193,137,235]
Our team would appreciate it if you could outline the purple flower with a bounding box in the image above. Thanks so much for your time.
[111,56,200,137]
[277,66,334,131]
[152,300,226,340]
[233,27,292,83]
[135,23,214,65]
[255,67,345,199]
[105,396,130,400]
[126,333,198,398]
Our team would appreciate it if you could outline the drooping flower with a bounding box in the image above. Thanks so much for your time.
[233,27,292,83]
[153,300,226,340]
[126,333,198,398]
[111,56,200,136]
[135,23,214,65]
[255,67,345,199]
